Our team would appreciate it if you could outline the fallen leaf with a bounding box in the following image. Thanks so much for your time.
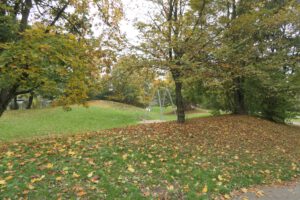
[167,185,174,191]
[0,180,7,185]
[202,185,208,193]
[122,154,128,160]
[72,172,80,178]
[28,184,35,190]
[32,175,45,184]
[90,175,100,184]
[241,188,248,193]
[5,176,13,181]
[6,151,14,157]
[46,163,54,169]
[87,172,94,178]
[218,175,223,181]
[76,190,87,197]
[127,165,135,173]
[256,190,264,197]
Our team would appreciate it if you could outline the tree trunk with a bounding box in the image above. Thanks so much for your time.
[20,0,32,32]
[175,81,185,123]
[0,87,18,117]
[233,77,246,114]
[26,92,34,109]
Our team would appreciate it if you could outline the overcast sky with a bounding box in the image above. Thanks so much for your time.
[120,0,153,43]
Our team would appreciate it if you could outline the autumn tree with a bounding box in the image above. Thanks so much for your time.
[211,0,300,121]
[136,0,219,123]
[96,56,156,107]
[0,0,123,116]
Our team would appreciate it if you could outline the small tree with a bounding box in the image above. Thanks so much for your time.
[0,27,99,116]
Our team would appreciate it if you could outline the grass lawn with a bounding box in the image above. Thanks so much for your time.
[0,100,210,142]
[0,115,299,199]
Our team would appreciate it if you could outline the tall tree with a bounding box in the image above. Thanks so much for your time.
[136,0,218,123]
[211,0,300,121]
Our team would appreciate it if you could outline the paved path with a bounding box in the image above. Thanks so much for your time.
[294,122,300,126]
[233,180,300,200]
[139,120,165,124]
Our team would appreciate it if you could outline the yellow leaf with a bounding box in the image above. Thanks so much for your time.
[87,172,94,178]
[218,175,223,181]
[224,194,231,199]
[5,176,13,181]
[72,172,80,178]
[0,180,7,185]
[242,197,249,200]
[122,154,128,160]
[68,150,76,156]
[6,151,14,157]
[127,165,135,173]
[28,184,35,190]
[292,163,297,170]
[46,163,54,169]
[31,175,45,183]
[56,177,62,181]
[202,185,208,193]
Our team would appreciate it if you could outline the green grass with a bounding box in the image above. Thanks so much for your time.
[0,115,299,199]
[0,101,210,142]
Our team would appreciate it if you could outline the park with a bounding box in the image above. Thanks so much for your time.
[0,0,300,199]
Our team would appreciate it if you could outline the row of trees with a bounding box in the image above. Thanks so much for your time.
[134,0,300,123]
[0,0,299,123]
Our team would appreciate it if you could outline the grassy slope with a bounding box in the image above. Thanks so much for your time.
[0,115,299,199]
[0,100,210,141]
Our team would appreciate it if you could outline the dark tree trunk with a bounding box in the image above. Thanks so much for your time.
[0,87,18,117]
[233,77,246,114]
[26,92,34,109]
[175,81,185,123]
[20,0,32,32]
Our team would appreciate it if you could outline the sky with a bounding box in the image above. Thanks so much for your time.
[120,0,153,43]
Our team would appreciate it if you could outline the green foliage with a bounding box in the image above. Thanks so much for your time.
[244,76,298,123]
[0,16,18,43]
[0,26,98,106]
[96,56,155,107]
[188,0,300,122]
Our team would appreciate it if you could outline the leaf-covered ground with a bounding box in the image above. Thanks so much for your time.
[0,115,300,199]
